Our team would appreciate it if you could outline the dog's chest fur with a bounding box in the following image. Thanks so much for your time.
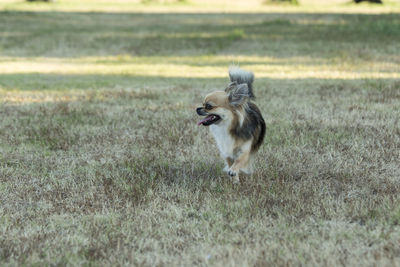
[210,124,235,158]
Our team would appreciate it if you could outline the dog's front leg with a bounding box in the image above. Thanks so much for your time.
[223,157,234,172]
[228,150,250,183]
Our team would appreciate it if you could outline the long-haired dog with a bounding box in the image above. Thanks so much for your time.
[196,67,266,183]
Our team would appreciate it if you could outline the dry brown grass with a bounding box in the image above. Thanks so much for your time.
[1,0,400,266]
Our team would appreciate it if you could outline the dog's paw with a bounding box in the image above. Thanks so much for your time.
[223,165,230,172]
[232,175,240,184]
[228,169,237,177]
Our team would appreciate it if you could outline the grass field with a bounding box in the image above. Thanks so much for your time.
[1,0,400,266]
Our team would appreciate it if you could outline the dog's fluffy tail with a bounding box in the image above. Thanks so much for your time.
[229,66,255,98]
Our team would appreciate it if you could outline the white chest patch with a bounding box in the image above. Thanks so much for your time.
[210,124,235,159]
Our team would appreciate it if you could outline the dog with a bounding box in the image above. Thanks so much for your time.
[196,67,266,183]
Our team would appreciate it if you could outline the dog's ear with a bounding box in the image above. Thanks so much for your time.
[228,83,250,106]
[225,81,237,94]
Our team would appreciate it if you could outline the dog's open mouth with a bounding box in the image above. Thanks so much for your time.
[197,114,221,126]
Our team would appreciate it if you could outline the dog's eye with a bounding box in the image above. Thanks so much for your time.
[205,104,212,110]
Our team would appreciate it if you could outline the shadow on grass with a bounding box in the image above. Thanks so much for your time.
[0,73,399,92]
[0,11,399,60]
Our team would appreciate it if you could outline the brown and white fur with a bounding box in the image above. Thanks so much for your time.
[196,67,266,183]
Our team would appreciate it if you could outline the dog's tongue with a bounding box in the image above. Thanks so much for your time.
[197,115,213,126]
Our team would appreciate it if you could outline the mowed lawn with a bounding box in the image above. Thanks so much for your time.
[1,0,400,266]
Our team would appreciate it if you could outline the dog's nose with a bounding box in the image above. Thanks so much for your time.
[196,107,203,115]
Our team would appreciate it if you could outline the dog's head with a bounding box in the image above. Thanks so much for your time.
[196,82,251,126]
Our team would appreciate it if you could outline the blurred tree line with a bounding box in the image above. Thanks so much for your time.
[26,0,383,2]
[264,0,382,3]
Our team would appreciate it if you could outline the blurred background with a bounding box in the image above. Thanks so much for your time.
[1,0,399,99]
